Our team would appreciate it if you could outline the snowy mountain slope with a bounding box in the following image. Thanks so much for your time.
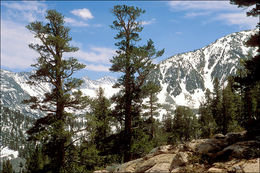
[0,69,118,118]
[1,70,52,117]
[151,29,257,109]
[0,29,257,117]
[80,76,119,98]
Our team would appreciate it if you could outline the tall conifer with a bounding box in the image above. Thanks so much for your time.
[23,10,88,172]
[110,5,164,162]
[173,106,198,142]
[211,78,224,133]
[198,89,216,138]
[142,82,162,138]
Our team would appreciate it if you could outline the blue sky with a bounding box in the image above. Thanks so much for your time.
[1,1,257,80]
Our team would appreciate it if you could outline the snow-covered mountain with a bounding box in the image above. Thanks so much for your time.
[0,29,257,118]
[80,75,119,98]
[1,70,52,117]
[151,29,257,109]
[0,69,118,118]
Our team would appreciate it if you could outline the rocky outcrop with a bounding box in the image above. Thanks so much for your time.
[94,131,260,173]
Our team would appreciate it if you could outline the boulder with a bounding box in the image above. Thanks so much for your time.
[144,145,175,160]
[176,143,193,153]
[196,138,228,155]
[207,167,226,173]
[170,152,189,170]
[171,167,182,173]
[210,158,260,173]
[134,154,175,173]
[213,134,225,139]
[225,131,247,144]
[213,140,260,161]
[188,131,247,156]
[148,145,173,155]
[242,158,260,173]
[227,165,243,173]
[113,158,142,172]
[102,131,257,173]
[106,164,120,173]
[187,139,206,152]
[144,163,171,173]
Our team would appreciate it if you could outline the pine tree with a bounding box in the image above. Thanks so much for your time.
[93,87,111,147]
[77,140,101,172]
[230,0,259,55]
[198,88,217,138]
[211,78,240,134]
[89,87,112,155]
[25,146,48,173]
[162,112,174,144]
[173,106,198,142]
[211,78,224,134]
[201,79,242,135]
[161,103,175,144]
[142,82,162,139]
[110,5,164,162]
[230,0,260,136]
[222,78,240,133]
[23,9,88,172]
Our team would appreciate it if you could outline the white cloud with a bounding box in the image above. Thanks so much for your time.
[168,1,256,29]
[168,1,238,11]
[66,47,115,72]
[76,47,116,72]
[70,40,83,48]
[1,19,114,72]
[175,32,182,35]
[85,64,110,72]
[2,1,47,22]
[2,1,46,13]
[71,8,94,20]
[1,20,38,69]
[1,2,110,73]
[64,17,89,27]
[184,12,211,18]
[141,18,156,26]
[71,47,115,64]
[1,1,47,69]
[216,13,258,28]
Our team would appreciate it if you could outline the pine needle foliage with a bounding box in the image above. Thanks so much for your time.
[230,0,260,135]
[110,5,164,162]
[23,9,88,172]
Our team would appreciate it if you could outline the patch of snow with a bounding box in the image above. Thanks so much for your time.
[0,147,18,160]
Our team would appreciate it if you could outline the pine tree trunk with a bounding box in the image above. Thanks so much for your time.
[150,94,155,138]
[124,40,133,162]
[124,65,132,162]
[55,58,66,170]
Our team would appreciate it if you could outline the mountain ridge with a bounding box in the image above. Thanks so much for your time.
[152,29,257,108]
[0,69,118,118]
[0,29,257,117]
